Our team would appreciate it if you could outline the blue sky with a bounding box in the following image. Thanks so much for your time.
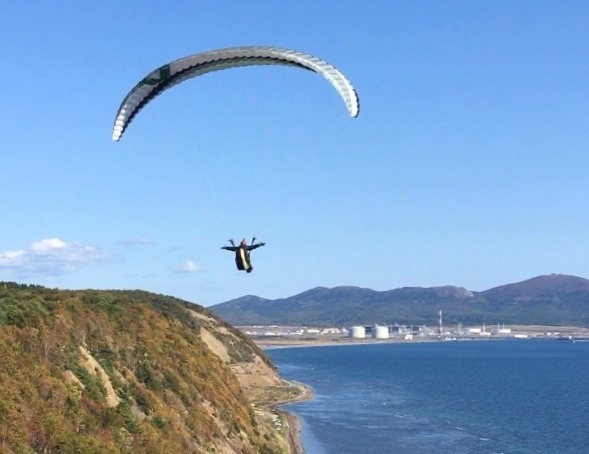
[1,1,588,306]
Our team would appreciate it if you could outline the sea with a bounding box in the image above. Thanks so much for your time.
[267,339,589,454]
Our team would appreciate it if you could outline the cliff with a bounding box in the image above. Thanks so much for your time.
[0,283,303,453]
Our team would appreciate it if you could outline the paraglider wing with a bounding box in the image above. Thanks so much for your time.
[112,46,360,141]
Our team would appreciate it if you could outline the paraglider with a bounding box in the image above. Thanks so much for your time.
[112,45,360,141]
[221,238,265,273]
[112,46,359,274]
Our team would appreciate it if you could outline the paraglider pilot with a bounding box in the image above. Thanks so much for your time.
[221,238,265,273]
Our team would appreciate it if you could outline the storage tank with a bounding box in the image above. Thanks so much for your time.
[373,325,389,339]
[349,326,366,338]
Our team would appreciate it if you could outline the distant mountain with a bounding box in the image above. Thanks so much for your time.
[482,274,589,301]
[210,274,589,327]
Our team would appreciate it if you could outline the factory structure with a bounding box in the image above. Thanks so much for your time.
[346,322,523,340]
[238,309,542,341]
[345,308,524,340]
[347,324,422,340]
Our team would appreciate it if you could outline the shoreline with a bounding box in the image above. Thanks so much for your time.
[274,381,314,454]
[254,330,589,351]
[257,336,477,350]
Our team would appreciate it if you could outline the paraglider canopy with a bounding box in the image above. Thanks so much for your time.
[112,46,360,141]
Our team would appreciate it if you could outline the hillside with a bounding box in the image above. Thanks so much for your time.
[210,274,589,327]
[0,283,303,453]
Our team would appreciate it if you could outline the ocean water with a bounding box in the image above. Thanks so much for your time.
[268,340,589,454]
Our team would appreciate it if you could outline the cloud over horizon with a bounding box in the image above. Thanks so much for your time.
[0,238,111,278]
[172,260,200,274]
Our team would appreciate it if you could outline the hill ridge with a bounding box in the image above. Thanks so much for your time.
[211,274,589,326]
[0,283,303,453]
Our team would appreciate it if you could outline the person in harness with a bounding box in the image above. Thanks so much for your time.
[221,238,265,273]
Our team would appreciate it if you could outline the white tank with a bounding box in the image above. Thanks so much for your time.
[373,325,389,339]
[349,326,366,338]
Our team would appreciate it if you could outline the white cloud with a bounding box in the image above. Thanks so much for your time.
[172,260,200,274]
[0,238,111,278]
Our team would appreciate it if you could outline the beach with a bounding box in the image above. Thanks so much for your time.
[275,382,314,454]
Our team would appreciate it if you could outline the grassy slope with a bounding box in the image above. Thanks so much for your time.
[0,283,286,453]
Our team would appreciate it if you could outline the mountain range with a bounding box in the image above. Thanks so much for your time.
[210,274,589,327]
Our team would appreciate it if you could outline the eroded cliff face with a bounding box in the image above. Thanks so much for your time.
[190,308,309,453]
[192,314,280,387]
[0,284,296,453]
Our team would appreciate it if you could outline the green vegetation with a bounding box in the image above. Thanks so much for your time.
[212,275,589,327]
[0,283,286,453]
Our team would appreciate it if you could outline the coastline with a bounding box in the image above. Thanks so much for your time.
[257,336,447,350]
[275,381,314,454]
[254,325,589,351]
